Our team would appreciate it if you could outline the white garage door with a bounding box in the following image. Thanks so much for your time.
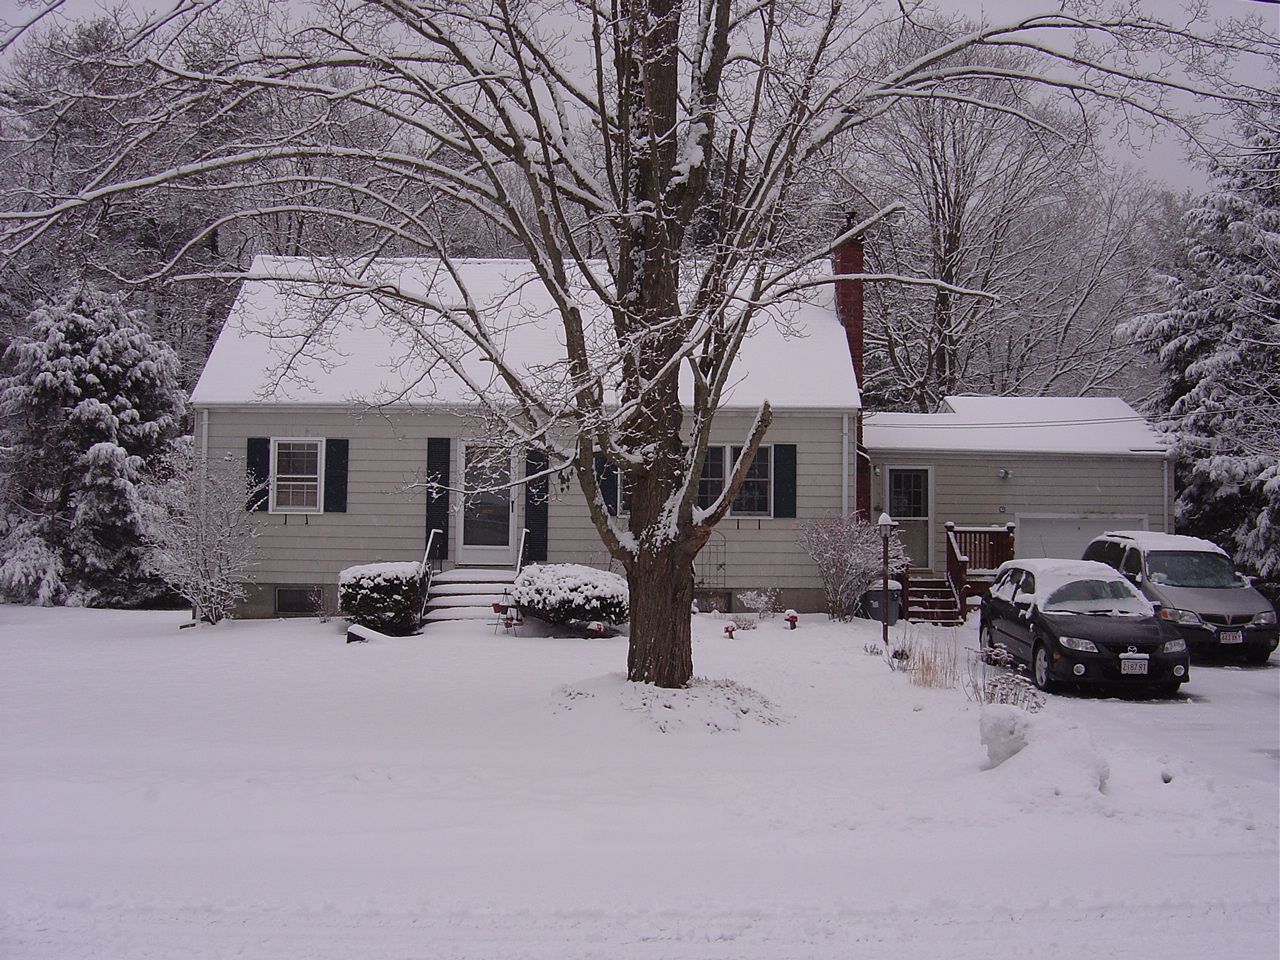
[1016,515,1147,561]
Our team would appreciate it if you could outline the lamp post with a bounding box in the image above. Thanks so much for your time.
[877,512,895,649]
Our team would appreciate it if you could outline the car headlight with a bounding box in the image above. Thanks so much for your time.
[1059,635,1099,653]
[1253,609,1277,626]
[1161,637,1187,653]
[1159,608,1203,626]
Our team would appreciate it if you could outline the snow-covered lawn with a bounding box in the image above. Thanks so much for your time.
[1,606,1275,959]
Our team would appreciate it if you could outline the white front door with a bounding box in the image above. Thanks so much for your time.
[457,443,517,565]
[887,466,933,569]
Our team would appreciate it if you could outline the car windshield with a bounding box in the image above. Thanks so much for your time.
[1146,551,1242,589]
[1042,578,1151,616]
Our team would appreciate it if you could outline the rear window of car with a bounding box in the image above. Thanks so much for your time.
[1146,551,1241,589]
[1083,539,1125,568]
[1042,578,1152,616]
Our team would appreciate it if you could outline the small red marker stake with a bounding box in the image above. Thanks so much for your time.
[724,623,736,639]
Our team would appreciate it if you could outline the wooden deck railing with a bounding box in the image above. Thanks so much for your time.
[944,523,1016,621]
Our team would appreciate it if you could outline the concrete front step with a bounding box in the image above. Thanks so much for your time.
[425,593,510,610]
[423,606,500,623]
[433,567,518,585]
[430,581,519,596]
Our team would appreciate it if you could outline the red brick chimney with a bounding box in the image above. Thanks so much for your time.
[833,226,865,385]
[833,221,872,519]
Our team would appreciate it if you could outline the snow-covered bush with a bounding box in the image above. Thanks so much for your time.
[140,441,262,625]
[796,514,908,620]
[738,587,780,619]
[339,562,424,635]
[0,287,183,605]
[512,563,628,626]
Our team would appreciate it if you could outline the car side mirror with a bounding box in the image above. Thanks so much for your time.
[1013,599,1032,618]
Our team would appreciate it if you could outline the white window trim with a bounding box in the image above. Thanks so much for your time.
[269,437,325,515]
[698,444,774,519]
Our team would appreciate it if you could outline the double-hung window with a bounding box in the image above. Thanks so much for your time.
[271,438,324,512]
[696,445,773,517]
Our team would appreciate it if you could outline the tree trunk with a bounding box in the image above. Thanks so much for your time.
[626,540,696,687]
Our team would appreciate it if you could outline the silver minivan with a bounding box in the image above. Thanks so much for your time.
[1082,531,1277,664]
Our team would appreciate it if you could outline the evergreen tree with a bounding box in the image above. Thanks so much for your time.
[0,287,183,604]
[1126,109,1280,576]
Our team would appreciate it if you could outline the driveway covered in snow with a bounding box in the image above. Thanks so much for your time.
[1,606,1275,959]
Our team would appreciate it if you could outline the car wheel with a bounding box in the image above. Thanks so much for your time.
[1032,643,1057,693]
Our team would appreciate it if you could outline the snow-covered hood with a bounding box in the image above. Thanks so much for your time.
[1142,582,1273,619]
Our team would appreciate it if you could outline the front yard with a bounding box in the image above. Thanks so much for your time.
[1,606,1275,959]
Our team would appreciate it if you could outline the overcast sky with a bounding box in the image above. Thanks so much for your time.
[11,0,1279,190]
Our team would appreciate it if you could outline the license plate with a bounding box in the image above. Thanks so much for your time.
[1120,658,1149,675]
[1220,631,1244,644]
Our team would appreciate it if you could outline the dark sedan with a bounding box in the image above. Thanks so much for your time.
[981,559,1191,696]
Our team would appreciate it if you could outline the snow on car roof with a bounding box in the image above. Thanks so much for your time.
[1098,530,1228,554]
[998,558,1126,580]
[863,396,1166,456]
[996,558,1148,608]
[191,257,861,411]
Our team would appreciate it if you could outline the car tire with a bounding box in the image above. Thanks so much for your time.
[1032,643,1057,694]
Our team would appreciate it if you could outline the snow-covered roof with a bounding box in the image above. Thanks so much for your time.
[191,258,860,411]
[1097,531,1228,555]
[863,396,1166,456]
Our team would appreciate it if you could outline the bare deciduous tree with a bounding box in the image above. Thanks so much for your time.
[1,0,1271,685]
[141,443,262,624]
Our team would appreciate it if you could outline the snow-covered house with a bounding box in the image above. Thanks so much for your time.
[191,257,864,617]
[192,242,1171,620]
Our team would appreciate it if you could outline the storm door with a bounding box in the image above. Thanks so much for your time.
[887,467,933,569]
[457,443,516,565]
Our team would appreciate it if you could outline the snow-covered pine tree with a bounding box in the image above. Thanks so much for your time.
[1126,108,1280,576]
[0,287,184,604]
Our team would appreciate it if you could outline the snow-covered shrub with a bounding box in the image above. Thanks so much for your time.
[512,563,628,625]
[729,613,758,630]
[0,287,183,605]
[339,562,424,635]
[140,441,262,625]
[738,587,780,619]
[796,514,908,620]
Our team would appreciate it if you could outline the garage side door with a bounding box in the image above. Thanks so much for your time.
[1016,515,1147,560]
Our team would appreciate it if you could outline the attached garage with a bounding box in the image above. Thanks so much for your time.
[863,396,1172,574]
[1015,514,1148,561]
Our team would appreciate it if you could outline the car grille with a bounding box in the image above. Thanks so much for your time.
[1200,613,1252,627]
[1095,641,1162,656]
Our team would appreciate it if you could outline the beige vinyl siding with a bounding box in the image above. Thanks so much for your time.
[201,405,856,611]
[866,450,1170,572]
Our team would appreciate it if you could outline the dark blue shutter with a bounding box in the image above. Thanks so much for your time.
[323,439,348,512]
[246,437,269,511]
[594,455,618,516]
[773,443,797,518]
[426,438,450,558]
[524,451,549,562]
